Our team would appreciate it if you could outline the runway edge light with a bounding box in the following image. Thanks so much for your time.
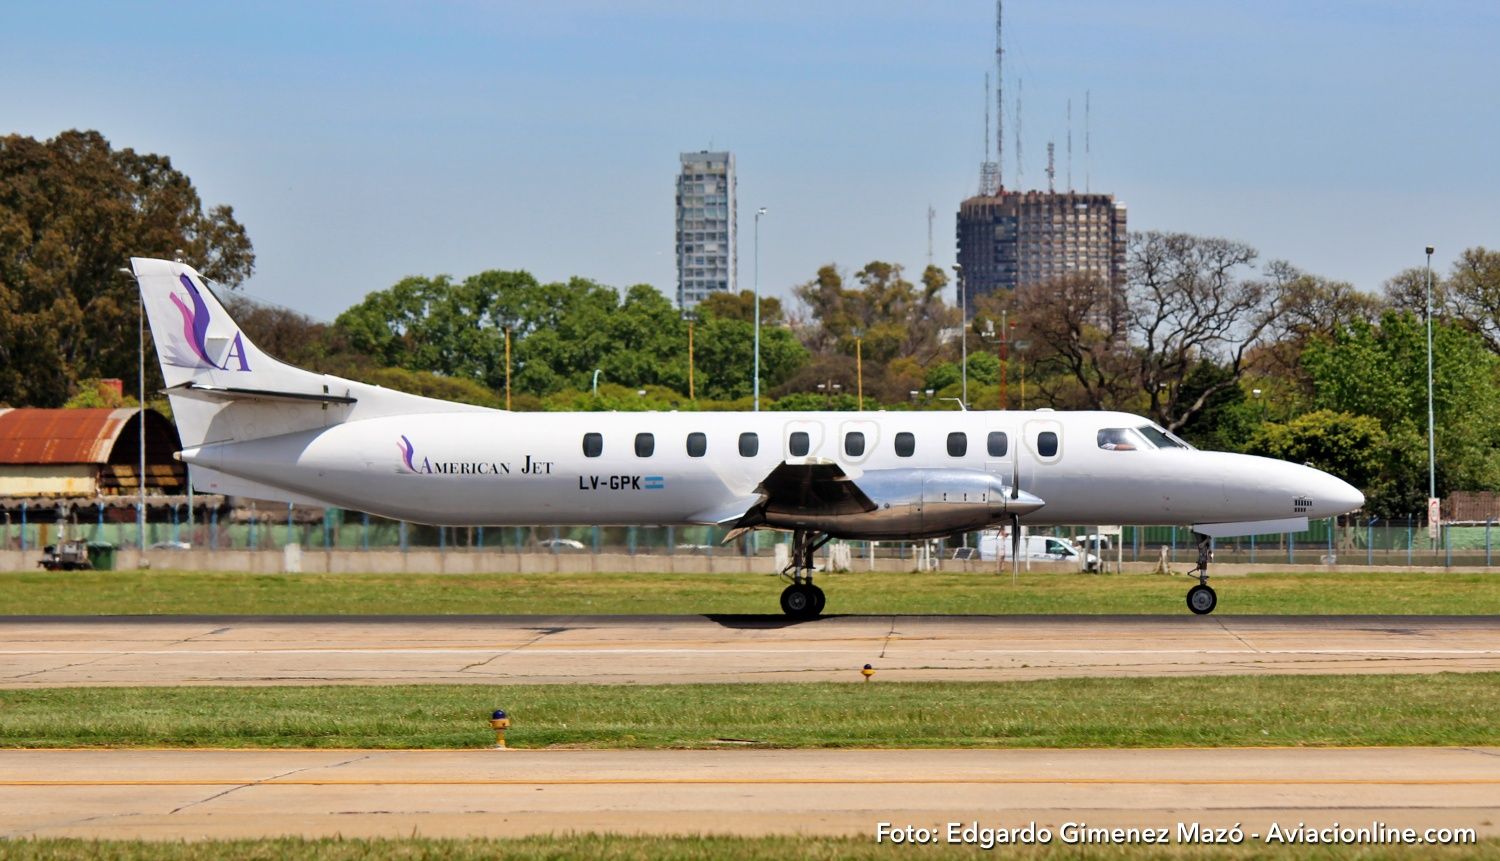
[490,709,511,749]
[861,664,875,683]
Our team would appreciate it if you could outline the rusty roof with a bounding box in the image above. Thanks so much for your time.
[0,408,139,465]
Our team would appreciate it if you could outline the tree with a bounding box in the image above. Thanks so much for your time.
[697,289,783,325]
[1246,410,1390,510]
[0,130,254,406]
[1302,311,1500,513]
[1446,247,1500,354]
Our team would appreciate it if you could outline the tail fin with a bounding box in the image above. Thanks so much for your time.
[130,257,486,453]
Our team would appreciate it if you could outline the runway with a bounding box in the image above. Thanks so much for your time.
[3,614,1498,686]
[2,747,1495,840]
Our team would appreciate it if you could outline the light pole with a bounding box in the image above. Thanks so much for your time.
[1425,244,1437,536]
[954,264,966,406]
[851,327,864,411]
[683,310,697,400]
[591,369,602,397]
[753,206,767,411]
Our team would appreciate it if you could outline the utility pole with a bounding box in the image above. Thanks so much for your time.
[753,207,767,411]
[1425,244,1438,542]
[954,264,967,406]
[504,328,512,410]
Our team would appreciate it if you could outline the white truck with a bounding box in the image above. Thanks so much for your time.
[978,531,1100,571]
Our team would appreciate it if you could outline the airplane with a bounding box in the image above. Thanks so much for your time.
[128,257,1365,617]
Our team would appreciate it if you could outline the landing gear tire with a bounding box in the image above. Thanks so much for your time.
[1186,583,1217,615]
[780,583,819,618]
[809,585,826,616]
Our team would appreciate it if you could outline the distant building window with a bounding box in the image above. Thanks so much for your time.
[789,431,810,457]
[635,433,655,458]
[987,431,1008,457]
[687,432,707,458]
[894,432,915,457]
[582,433,603,458]
[1038,431,1059,457]
[947,432,968,458]
[844,431,865,457]
[739,432,759,457]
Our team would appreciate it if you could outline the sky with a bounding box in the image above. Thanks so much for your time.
[3,0,1498,320]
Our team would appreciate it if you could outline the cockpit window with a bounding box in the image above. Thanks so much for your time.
[1136,425,1189,450]
[1097,428,1142,451]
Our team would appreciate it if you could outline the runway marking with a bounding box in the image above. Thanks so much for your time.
[5,778,1498,787]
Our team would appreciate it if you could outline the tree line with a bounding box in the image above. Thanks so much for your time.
[3,130,1498,516]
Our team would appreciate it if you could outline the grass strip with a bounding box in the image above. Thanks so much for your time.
[0,835,1495,860]
[1,568,1498,616]
[2,675,1496,750]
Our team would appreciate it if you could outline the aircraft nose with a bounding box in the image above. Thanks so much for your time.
[1312,469,1365,516]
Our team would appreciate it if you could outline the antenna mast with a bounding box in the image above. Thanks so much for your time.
[1046,141,1055,193]
[995,0,1004,192]
[1015,76,1023,188]
[979,75,1000,195]
[1066,98,1073,191]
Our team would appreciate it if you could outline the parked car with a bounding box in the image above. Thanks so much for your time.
[977,533,1100,571]
[537,537,586,551]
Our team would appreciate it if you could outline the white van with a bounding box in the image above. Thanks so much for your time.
[978,532,1100,570]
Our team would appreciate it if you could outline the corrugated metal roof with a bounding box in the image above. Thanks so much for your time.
[0,408,139,465]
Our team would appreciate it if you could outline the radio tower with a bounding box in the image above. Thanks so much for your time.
[1046,141,1055,193]
[994,0,1004,193]
[979,75,999,195]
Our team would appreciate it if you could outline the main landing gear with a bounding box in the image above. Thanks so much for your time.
[1186,531,1218,615]
[780,528,830,618]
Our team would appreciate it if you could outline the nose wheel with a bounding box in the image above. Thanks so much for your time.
[1185,531,1217,615]
[1186,583,1217,615]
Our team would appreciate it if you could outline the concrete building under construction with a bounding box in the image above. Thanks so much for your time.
[955,190,1127,312]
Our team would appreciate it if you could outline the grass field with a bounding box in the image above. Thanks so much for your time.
[0,836,1494,860]
[2,674,1496,750]
[1,835,1495,860]
[1,568,1498,616]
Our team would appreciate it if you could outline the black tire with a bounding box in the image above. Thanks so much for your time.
[780,584,816,618]
[809,585,827,616]
[1186,583,1217,615]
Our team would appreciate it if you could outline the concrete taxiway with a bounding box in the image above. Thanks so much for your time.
[2,747,1496,839]
[2,614,1498,687]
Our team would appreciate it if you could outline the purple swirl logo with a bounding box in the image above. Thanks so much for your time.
[398,435,418,472]
[165,274,250,371]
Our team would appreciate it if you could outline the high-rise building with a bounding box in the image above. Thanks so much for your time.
[675,151,737,310]
[955,190,1126,315]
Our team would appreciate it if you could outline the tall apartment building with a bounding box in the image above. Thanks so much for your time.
[675,151,737,310]
[955,190,1127,315]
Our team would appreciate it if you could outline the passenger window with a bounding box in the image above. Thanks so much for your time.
[634,432,655,457]
[582,432,603,458]
[1097,428,1137,451]
[739,432,759,457]
[987,431,1008,457]
[844,431,865,457]
[789,431,809,457]
[686,432,707,457]
[946,432,967,457]
[894,431,915,457]
[1038,431,1059,457]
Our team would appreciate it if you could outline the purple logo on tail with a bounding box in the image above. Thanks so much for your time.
[165,274,250,371]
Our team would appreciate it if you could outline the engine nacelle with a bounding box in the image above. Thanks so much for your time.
[762,468,1044,540]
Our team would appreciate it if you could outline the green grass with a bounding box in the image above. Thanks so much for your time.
[1,568,1497,616]
[2,675,1496,750]
[0,836,1495,860]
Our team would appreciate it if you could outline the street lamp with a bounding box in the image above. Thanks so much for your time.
[682,310,697,400]
[753,207,767,411]
[1425,244,1437,537]
[953,263,966,406]
[850,327,864,411]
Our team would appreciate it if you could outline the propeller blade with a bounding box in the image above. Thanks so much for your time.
[1010,513,1021,586]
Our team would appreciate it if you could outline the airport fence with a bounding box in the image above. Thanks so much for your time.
[2,504,1496,569]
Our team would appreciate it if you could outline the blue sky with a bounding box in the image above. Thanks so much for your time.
[4,0,1497,319]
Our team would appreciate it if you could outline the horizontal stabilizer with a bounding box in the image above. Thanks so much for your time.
[1192,516,1309,538]
[164,382,357,405]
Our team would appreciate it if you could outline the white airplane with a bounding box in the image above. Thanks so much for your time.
[129,258,1364,617]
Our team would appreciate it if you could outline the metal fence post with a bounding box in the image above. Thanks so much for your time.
[1170,526,1177,562]
[362,512,370,551]
[323,510,331,549]
[1367,518,1374,566]
[439,525,445,553]
[477,526,485,550]
[1249,533,1256,564]
[1486,519,1493,567]
[1444,524,1451,568]
[20,502,27,552]
[1406,518,1413,566]
[1327,517,1334,561]
[399,521,408,553]
[666,525,674,556]
[1287,531,1294,564]
[627,526,636,556]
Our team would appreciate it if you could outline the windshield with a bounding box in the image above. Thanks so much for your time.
[1136,425,1193,450]
[1097,428,1147,451]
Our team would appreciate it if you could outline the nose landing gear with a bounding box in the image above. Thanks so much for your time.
[780,528,830,618]
[1186,531,1217,615]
